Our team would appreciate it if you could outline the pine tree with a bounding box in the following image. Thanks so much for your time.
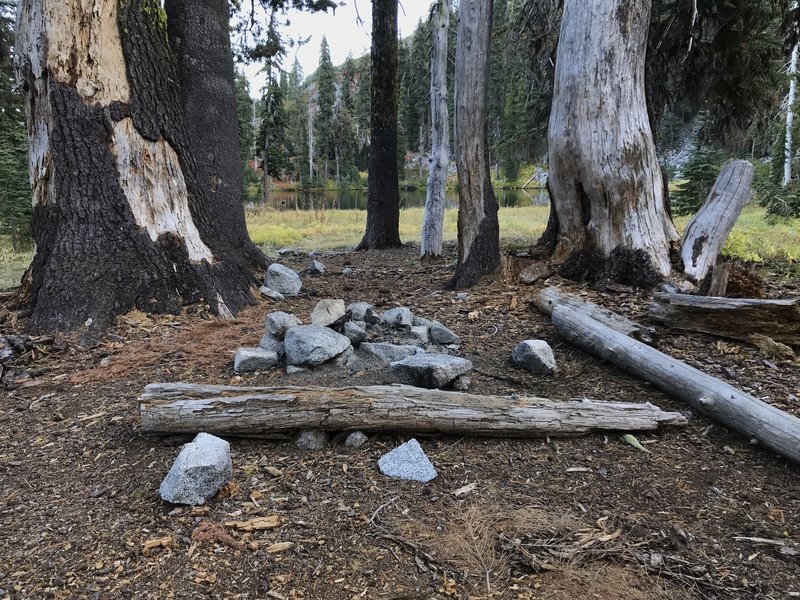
[314,36,336,180]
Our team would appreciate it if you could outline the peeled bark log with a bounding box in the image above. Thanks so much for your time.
[139,383,687,437]
[449,0,500,288]
[679,160,754,282]
[649,293,800,346]
[545,0,678,276]
[551,305,800,465]
[420,0,449,260]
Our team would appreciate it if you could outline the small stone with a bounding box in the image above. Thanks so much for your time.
[452,375,471,391]
[310,299,347,327]
[347,302,376,321]
[377,439,437,483]
[286,365,308,374]
[409,326,430,343]
[429,321,459,344]
[234,347,279,373]
[345,431,369,448]
[511,340,557,375]
[259,286,285,301]
[265,311,302,339]
[390,354,473,389]
[659,283,678,294]
[264,263,302,296]
[383,307,414,328]
[678,280,696,293]
[295,429,328,450]
[363,308,383,325]
[360,342,425,364]
[344,321,368,344]
[284,325,353,366]
[342,267,354,275]
[160,433,232,505]
[259,334,285,357]
[455,292,468,301]
[307,259,327,275]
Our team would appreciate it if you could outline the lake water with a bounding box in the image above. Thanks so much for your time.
[254,188,549,211]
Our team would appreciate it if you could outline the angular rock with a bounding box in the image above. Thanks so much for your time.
[259,334,285,358]
[284,325,353,367]
[455,292,468,301]
[363,308,383,325]
[341,267,354,275]
[511,340,557,375]
[409,326,430,343]
[343,321,368,344]
[234,347,279,373]
[412,315,433,328]
[286,365,308,375]
[295,429,328,450]
[259,286,285,301]
[265,263,302,296]
[429,321,459,344]
[383,307,414,328]
[390,354,473,389]
[307,259,327,275]
[360,342,424,364]
[347,302,376,321]
[310,299,347,327]
[345,431,369,448]
[265,311,302,339]
[377,439,437,483]
[159,432,232,505]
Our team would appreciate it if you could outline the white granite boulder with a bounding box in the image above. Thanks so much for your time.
[160,433,232,505]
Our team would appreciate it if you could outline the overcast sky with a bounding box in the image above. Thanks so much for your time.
[242,0,432,96]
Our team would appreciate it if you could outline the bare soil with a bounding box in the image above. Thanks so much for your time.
[1,245,799,599]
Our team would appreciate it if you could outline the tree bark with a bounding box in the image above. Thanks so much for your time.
[14,0,264,341]
[545,0,678,277]
[551,305,800,465]
[420,0,449,260]
[785,39,798,187]
[356,0,401,250]
[448,0,500,288]
[139,382,687,437]
[679,160,754,282]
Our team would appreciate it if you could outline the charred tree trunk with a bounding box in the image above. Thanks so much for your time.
[14,0,265,341]
[420,0,449,260]
[448,0,500,288]
[356,0,401,250]
[544,0,678,278]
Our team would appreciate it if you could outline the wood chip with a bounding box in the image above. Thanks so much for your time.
[452,483,477,497]
[266,541,294,554]
[142,535,172,554]
[225,515,280,531]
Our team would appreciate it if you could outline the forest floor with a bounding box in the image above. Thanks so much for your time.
[1,244,800,599]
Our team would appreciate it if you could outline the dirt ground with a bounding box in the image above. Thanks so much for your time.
[1,244,799,599]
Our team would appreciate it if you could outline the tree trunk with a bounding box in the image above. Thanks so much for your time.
[356,0,401,250]
[448,0,500,288]
[14,0,264,341]
[307,101,314,181]
[420,0,449,260]
[679,160,754,282]
[544,0,678,277]
[139,383,686,437]
[551,304,800,465]
[785,40,798,187]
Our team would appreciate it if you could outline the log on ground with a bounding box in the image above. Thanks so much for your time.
[139,383,686,437]
[551,304,800,465]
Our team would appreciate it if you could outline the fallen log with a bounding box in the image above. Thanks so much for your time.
[649,293,800,346]
[533,286,655,342]
[139,383,686,437]
[551,304,800,465]
[679,160,754,283]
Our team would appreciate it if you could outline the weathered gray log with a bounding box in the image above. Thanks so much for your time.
[534,286,655,342]
[139,383,686,437]
[552,304,800,465]
[649,293,800,346]
[680,160,755,282]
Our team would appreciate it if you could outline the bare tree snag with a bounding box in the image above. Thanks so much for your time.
[139,383,687,437]
[449,0,500,288]
[551,305,800,465]
[649,293,800,346]
[679,160,754,282]
[545,0,678,277]
[420,0,449,260]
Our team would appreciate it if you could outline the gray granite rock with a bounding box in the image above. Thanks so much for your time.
[159,433,232,505]
[234,347,279,373]
[345,431,369,448]
[347,302,375,321]
[455,292,468,301]
[409,325,430,343]
[511,340,557,375]
[264,263,302,296]
[341,267,354,275]
[286,365,308,374]
[390,353,473,389]
[295,429,328,450]
[265,311,302,339]
[360,342,424,364]
[383,307,414,328]
[258,334,285,357]
[259,286,285,301]
[452,375,471,391]
[310,299,347,327]
[429,321,459,344]
[412,315,434,328]
[308,259,327,275]
[284,325,353,367]
[343,321,368,344]
[377,439,437,482]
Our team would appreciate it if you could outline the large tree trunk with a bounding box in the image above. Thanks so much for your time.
[356,0,401,250]
[139,383,686,437]
[785,40,799,187]
[448,0,500,288]
[14,0,265,341]
[420,0,449,260]
[544,0,678,278]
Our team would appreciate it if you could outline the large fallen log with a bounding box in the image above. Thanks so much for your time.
[551,304,800,465]
[679,159,754,282]
[139,383,686,437]
[649,293,800,346]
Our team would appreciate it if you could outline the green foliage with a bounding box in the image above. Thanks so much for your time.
[670,148,727,215]
[314,36,336,172]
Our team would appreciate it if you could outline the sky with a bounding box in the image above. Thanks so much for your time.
[242,0,432,96]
